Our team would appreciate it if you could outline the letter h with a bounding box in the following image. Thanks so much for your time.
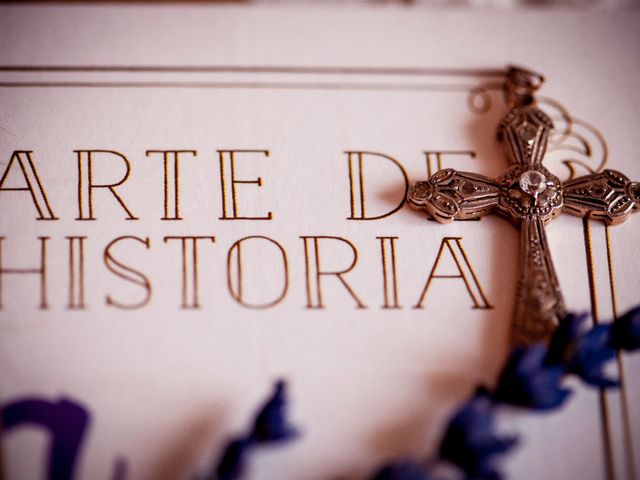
[0,237,49,309]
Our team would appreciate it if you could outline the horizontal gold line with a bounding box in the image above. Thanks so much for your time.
[0,81,497,91]
[0,65,506,77]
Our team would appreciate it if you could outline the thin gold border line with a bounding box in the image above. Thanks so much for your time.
[0,81,499,92]
[0,65,507,77]
[583,218,616,480]
[605,224,638,480]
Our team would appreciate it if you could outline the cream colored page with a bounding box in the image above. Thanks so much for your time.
[0,6,638,480]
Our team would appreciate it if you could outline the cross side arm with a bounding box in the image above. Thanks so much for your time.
[563,169,640,225]
[407,168,500,223]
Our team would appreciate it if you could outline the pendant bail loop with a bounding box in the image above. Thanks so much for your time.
[504,66,545,108]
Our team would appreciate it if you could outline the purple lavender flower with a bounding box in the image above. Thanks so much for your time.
[210,380,298,480]
[545,312,589,366]
[216,438,252,480]
[546,313,618,388]
[250,380,298,443]
[439,391,517,480]
[567,324,618,388]
[370,461,430,480]
[1,397,90,480]
[610,306,640,351]
[493,345,570,410]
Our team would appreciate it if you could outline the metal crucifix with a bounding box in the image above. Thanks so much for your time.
[407,67,640,345]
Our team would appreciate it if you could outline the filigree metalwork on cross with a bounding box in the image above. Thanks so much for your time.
[408,67,640,345]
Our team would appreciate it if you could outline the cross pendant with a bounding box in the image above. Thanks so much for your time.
[407,67,640,345]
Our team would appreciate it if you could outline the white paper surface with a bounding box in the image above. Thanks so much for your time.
[0,5,639,480]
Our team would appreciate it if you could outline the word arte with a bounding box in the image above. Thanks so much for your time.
[1,149,490,312]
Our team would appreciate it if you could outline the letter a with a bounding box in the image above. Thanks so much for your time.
[0,151,57,220]
[414,237,492,310]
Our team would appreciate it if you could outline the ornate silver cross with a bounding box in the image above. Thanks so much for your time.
[407,67,640,345]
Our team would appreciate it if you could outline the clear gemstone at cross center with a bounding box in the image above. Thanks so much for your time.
[519,170,547,196]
